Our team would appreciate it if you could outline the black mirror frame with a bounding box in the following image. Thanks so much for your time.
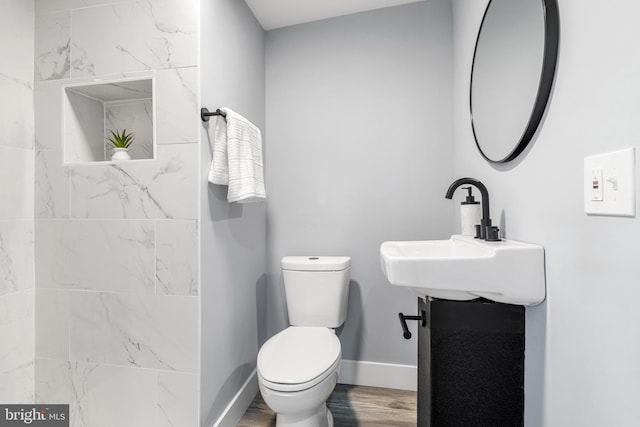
[470,0,560,164]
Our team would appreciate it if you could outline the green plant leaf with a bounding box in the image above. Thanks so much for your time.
[105,128,136,148]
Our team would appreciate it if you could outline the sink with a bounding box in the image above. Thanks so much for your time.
[380,235,545,305]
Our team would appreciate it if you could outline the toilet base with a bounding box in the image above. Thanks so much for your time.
[259,367,338,427]
[275,405,333,427]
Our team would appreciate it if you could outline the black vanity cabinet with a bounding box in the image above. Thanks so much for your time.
[417,298,525,427]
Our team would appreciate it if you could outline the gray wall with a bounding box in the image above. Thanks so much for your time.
[199,0,267,425]
[453,1,640,426]
[265,1,454,365]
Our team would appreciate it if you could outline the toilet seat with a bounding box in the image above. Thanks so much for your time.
[258,326,341,392]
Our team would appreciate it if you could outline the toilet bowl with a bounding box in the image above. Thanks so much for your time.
[256,256,350,427]
[258,327,341,427]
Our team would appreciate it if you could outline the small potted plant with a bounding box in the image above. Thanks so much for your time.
[106,129,135,161]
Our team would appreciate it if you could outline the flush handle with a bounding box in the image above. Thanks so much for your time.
[398,311,426,340]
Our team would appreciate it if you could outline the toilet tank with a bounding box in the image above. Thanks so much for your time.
[281,256,351,328]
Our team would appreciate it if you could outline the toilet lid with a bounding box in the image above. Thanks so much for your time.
[258,327,341,387]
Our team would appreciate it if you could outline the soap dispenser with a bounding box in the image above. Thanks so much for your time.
[460,187,481,236]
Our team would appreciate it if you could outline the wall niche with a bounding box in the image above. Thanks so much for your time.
[63,75,155,164]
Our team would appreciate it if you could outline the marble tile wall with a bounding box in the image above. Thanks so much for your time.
[105,100,153,160]
[0,290,35,403]
[33,0,201,425]
[35,358,199,427]
[64,89,105,162]
[0,0,35,403]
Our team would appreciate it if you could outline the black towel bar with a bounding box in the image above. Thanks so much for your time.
[201,107,226,122]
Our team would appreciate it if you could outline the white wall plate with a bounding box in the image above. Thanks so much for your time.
[584,147,636,216]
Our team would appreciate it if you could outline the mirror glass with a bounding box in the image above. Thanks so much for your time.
[470,0,559,163]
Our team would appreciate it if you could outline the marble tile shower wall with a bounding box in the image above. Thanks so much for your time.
[0,0,35,404]
[33,0,200,426]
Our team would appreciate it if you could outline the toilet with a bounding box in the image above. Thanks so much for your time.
[257,256,351,427]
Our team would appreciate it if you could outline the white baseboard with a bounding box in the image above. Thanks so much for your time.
[213,369,258,427]
[339,360,417,391]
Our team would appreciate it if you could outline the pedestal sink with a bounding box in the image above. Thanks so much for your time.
[380,235,545,305]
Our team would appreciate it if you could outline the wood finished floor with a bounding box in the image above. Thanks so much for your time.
[237,384,417,427]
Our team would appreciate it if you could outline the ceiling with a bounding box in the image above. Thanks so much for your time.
[244,0,425,31]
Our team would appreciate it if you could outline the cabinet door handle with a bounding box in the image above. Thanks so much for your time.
[398,311,426,340]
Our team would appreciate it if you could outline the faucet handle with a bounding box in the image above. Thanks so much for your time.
[486,226,501,241]
[474,224,482,239]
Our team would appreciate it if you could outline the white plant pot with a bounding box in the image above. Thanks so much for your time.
[111,147,131,161]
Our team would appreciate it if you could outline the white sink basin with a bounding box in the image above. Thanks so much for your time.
[380,235,545,305]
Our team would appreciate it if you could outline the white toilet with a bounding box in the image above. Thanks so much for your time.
[257,256,351,427]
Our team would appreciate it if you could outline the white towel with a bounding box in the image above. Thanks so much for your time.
[208,107,266,203]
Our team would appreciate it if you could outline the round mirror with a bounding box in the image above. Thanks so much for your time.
[470,0,559,163]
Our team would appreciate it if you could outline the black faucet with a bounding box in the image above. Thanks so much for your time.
[445,178,501,241]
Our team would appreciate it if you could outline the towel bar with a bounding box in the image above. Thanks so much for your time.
[201,107,226,122]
